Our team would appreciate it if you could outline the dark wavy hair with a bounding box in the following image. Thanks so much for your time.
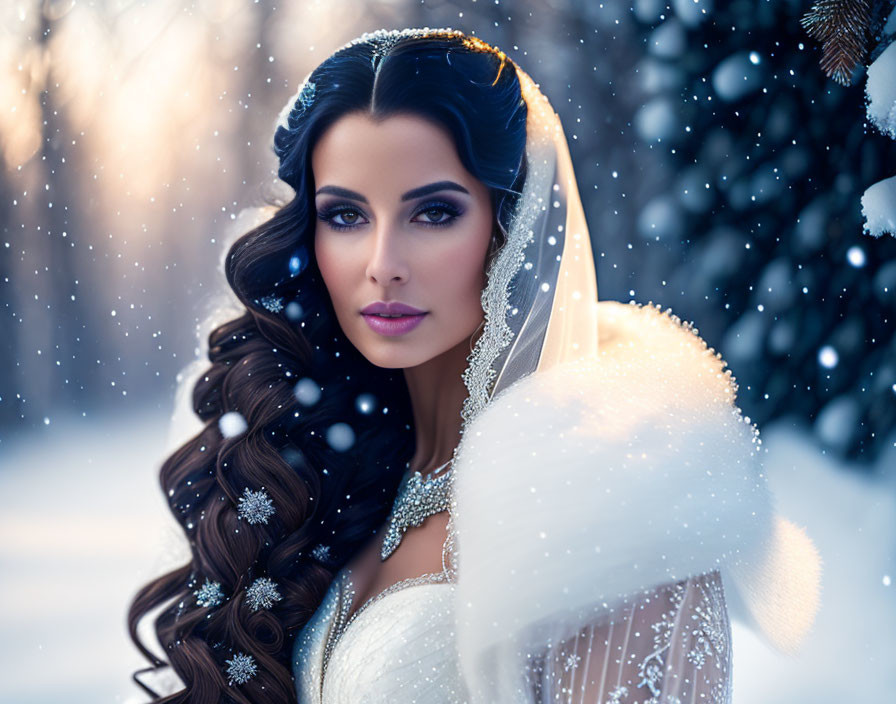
[127,28,528,703]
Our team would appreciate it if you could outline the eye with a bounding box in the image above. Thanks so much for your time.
[317,206,368,231]
[411,200,463,228]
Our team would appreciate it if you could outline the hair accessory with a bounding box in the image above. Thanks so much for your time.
[338,27,464,54]
[255,294,284,314]
[237,487,276,525]
[224,651,257,686]
[310,543,331,562]
[245,577,283,611]
[296,80,316,116]
[370,32,403,70]
[193,578,225,608]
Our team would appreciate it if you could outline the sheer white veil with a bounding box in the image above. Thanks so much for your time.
[439,57,602,575]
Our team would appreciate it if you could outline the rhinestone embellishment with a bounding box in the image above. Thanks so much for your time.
[380,462,453,560]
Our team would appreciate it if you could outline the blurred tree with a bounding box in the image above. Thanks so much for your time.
[629,0,896,462]
[0,146,13,427]
[15,0,96,420]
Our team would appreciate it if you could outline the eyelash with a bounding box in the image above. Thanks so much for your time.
[316,200,463,232]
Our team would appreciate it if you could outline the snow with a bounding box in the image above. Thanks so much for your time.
[326,422,355,452]
[731,420,896,702]
[865,40,896,139]
[218,410,247,438]
[846,245,866,267]
[0,407,893,702]
[355,392,377,414]
[294,377,322,405]
[861,174,896,238]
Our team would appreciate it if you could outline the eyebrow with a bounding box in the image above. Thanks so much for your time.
[314,180,470,203]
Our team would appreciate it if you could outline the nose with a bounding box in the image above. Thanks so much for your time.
[365,223,410,286]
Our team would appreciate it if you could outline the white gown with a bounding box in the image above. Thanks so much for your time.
[291,301,821,704]
[293,566,731,703]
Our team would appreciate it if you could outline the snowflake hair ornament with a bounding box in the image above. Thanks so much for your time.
[245,576,283,611]
[224,651,257,686]
[310,543,331,563]
[254,293,284,314]
[295,80,316,117]
[193,578,225,608]
[274,76,317,134]
[237,487,276,525]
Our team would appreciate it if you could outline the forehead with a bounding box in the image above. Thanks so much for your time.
[311,112,470,195]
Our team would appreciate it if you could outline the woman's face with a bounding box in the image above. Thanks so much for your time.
[312,111,494,369]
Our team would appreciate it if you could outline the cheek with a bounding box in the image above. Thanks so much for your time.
[428,232,490,317]
[314,231,350,309]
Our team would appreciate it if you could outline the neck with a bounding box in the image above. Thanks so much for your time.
[401,332,475,476]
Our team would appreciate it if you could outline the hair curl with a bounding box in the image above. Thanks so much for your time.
[127,28,527,703]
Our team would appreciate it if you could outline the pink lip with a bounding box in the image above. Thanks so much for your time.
[361,311,428,336]
[361,301,427,316]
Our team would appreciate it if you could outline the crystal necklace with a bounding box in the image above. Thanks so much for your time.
[380,459,453,560]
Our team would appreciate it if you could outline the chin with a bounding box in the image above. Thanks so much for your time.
[352,337,426,370]
[362,353,408,370]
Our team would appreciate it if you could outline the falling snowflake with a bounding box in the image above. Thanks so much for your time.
[237,487,276,525]
[256,294,284,314]
[193,578,225,608]
[326,422,355,452]
[294,377,321,405]
[224,651,257,685]
[218,410,247,438]
[245,577,283,611]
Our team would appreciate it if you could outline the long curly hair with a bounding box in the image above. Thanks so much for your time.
[127,28,528,703]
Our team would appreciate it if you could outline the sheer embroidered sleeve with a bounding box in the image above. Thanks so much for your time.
[530,569,732,704]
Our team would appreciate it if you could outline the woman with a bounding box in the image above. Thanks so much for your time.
[128,28,822,704]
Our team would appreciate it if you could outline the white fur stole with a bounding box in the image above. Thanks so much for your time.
[452,300,822,661]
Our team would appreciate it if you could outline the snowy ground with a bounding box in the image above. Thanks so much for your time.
[0,406,893,703]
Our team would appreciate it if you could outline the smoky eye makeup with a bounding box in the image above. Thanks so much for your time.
[316,197,466,231]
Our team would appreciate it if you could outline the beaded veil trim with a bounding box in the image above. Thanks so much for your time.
[440,65,557,581]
